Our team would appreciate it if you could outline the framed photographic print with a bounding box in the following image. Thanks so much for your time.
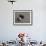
[13,10,32,25]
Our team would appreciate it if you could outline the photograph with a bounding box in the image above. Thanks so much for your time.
[13,10,32,25]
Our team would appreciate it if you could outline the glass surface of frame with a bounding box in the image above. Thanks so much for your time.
[13,10,33,25]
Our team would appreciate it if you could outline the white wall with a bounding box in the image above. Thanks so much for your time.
[0,0,46,42]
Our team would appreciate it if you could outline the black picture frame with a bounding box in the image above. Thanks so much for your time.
[13,10,33,26]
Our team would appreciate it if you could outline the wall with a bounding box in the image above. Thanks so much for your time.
[0,0,46,42]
